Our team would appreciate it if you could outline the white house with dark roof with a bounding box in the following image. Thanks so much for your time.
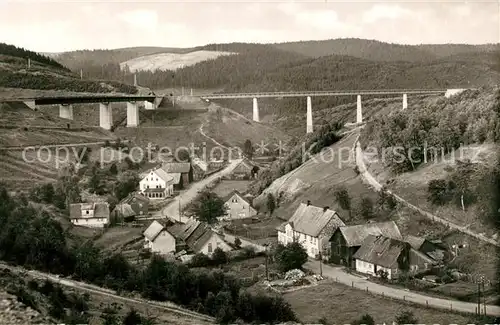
[168,218,232,256]
[139,167,174,199]
[353,235,436,279]
[223,190,257,220]
[143,220,176,254]
[277,202,345,258]
[329,221,403,267]
[69,202,110,228]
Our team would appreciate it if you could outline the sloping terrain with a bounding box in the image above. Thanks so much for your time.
[273,38,500,61]
[121,50,237,72]
[360,88,500,237]
[0,42,138,94]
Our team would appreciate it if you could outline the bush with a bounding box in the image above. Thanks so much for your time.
[234,238,242,249]
[273,242,308,273]
[211,248,228,265]
[189,253,212,267]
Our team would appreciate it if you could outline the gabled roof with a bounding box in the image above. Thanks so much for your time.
[192,158,208,172]
[332,221,402,247]
[185,223,215,252]
[353,235,408,269]
[232,158,254,172]
[405,235,426,250]
[224,190,252,206]
[168,218,201,241]
[69,202,110,219]
[167,219,217,253]
[143,220,173,241]
[286,203,345,237]
[167,173,181,184]
[142,167,174,184]
[154,168,174,183]
[112,204,136,218]
[119,191,149,205]
[144,220,165,241]
[162,162,191,173]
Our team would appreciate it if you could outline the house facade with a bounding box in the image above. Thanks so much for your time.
[139,168,174,199]
[230,158,255,180]
[353,235,436,280]
[329,221,403,267]
[112,192,149,220]
[223,190,257,220]
[168,218,232,256]
[143,220,176,254]
[70,202,110,228]
[277,202,345,258]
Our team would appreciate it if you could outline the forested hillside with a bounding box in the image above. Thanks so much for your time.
[0,43,138,94]
[273,38,500,61]
[0,43,69,71]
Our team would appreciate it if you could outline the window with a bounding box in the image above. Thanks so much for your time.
[208,243,213,253]
[156,178,158,181]
[86,210,89,214]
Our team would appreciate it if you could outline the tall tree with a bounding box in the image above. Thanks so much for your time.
[189,191,227,224]
[267,193,276,216]
[334,187,351,218]
[243,139,253,159]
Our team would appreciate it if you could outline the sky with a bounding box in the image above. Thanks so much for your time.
[0,0,499,53]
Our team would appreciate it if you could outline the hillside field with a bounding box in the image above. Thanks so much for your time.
[121,50,237,72]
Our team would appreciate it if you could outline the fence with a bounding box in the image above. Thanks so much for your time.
[354,139,500,248]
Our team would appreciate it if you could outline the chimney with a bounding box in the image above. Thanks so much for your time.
[323,206,329,212]
[306,200,311,206]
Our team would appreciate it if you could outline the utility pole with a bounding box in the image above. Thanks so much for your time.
[477,282,481,315]
[178,199,181,222]
[265,245,269,281]
[319,251,323,277]
[482,278,486,315]
[80,69,83,79]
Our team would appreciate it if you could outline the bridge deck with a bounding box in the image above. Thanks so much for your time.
[0,95,157,105]
[201,89,447,99]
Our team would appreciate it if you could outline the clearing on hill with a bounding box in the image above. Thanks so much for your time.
[120,50,237,72]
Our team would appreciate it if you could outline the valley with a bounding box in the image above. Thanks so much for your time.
[0,28,499,325]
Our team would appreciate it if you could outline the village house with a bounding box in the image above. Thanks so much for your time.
[192,163,206,181]
[329,221,403,267]
[70,202,110,228]
[191,157,208,181]
[277,202,345,258]
[143,220,177,255]
[353,235,437,280]
[111,192,149,221]
[229,158,257,180]
[223,190,257,220]
[405,235,446,264]
[162,162,193,190]
[168,218,232,255]
[139,167,175,199]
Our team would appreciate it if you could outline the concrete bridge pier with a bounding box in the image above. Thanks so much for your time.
[356,95,363,123]
[402,93,408,109]
[126,101,139,127]
[252,97,259,122]
[99,102,112,130]
[144,100,156,110]
[306,96,313,133]
[59,104,73,120]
